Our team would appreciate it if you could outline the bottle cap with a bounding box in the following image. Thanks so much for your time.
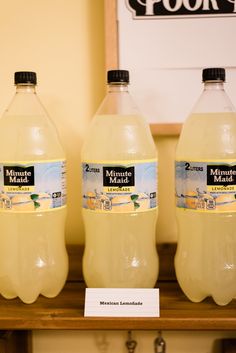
[202,68,225,82]
[107,70,129,84]
[14,71,37,85]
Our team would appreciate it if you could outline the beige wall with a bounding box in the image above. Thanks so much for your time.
[0,0,178,245]
[33,330,236,353]
[0,0,106,244]
[0,1,234,352]
[156,136,178,243]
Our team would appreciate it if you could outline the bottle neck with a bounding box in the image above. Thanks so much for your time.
[107,83,129,93]
[191,79,235,114]
[96,82,139,115]
[16,84,36,93]
[203,81,224,91]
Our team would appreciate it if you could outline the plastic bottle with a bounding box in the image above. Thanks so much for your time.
[175,67,236,305]
[0,71,68,303]
[81,69,158,287]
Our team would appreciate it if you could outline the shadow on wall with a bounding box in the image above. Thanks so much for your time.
[156,135,179,244]
[65,0,106,245]
[213,339,236,353]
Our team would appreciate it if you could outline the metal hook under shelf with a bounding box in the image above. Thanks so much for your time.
[126,331,137,353]
[154,331,166,353]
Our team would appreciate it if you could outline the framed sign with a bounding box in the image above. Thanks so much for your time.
[127,1,236,19]
[105,0,236,127]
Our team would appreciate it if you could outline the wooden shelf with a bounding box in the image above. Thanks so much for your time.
[0,245,235,331]
[0,280,236,331]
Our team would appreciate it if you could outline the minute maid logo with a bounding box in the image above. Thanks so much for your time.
[3,166,35,186]
[126,0,236,18]
[103,166,135,193]
[103,166,135,187]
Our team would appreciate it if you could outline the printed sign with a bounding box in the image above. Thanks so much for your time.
[84,288,160,317]
[126,0,236,18]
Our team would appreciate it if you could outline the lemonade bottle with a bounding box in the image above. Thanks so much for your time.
[175,67,236,305]
[81,69,158,288]
[0,71,68,303]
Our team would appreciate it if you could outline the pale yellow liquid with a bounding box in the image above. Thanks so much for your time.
[0,114,68,303]
[175,112,236,305]
[82,114,158,288]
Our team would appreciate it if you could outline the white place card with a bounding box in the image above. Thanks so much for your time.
[84,288,160,317]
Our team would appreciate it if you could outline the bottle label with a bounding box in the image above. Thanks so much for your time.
[82,159,157,213]
[176,160,236,212]
[0,159,66,212]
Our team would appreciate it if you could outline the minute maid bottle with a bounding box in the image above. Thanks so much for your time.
[175,68,236,305]
[0,71,68,303]
[81,70,158,287]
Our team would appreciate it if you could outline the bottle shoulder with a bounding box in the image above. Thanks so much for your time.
[81,114,157,160]
[0,114,65,160]
[5,91,48,116]
[0,90,65,160]
[191,87,236,114]
[176,112,236,159]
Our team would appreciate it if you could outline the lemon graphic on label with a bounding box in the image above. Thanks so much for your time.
[11,193,52,211]
[135,193,149,210]
[112,195,133,212]
[30,193,52,210]
[11,195,34,211]
[216,193,236,211]
[86,192,96,210]
[37,193,52,210]
[0,194,11,209]
[185,191,197,209]
[111,193,149,212]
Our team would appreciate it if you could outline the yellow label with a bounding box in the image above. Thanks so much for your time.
[0,160,66,212]
[207,185,236,192]
[103,186,135,193]
[82,160,158,213]
[4,186,35,192]
[176,160,236,213]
